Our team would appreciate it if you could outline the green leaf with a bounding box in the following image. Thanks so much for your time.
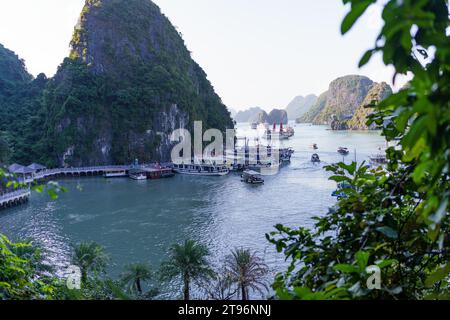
[425,263,450,287]
[376,259,397,269]
[376,226,398,239]
[341,0,374,34]
[359,49,374,67]
[334,264,360,273]
[355,251,370,270]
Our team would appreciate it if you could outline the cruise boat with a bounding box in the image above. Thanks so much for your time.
[103,170,128,178]
[369,154,388,166]
[173,162,229,176]
[265,123,294,140]
[251,122,258,130]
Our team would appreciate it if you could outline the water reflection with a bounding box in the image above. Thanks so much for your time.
[0,124,385,293]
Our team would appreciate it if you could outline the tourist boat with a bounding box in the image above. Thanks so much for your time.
[251,122,258,130]
[369,154,388,166]
[129,172,147,180]
[172,161,229,176]
[311,154,321,163]
[103,170,128,178]
[337,147,350,156]
[331,182,352,199]
[241,170,264,184]
[266,123,294,140]
[280,148,294,162]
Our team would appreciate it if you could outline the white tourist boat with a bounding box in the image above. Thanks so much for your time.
[129,172,147,180]
[103,170,128,178]
[173,161,229,176]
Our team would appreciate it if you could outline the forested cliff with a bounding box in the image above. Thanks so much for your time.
[1,0,233,167]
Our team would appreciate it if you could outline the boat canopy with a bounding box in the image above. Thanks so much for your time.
[243,170,261,176]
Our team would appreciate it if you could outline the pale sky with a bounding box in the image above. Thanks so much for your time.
[0,0,406,111]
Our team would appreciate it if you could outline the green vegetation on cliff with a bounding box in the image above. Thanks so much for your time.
[297,91,328,124]
[347,82,392,130]
[1,0,233,167]
[297,75,391,129]
[0,44,47,165]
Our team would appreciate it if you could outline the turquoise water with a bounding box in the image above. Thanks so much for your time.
[0,124,385,296]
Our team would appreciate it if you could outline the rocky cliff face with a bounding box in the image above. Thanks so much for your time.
[314,75,373,125]
[297,91,328,124]
[347,82,392,130]
[285,94,317,121]
[0,44,32,94]
[0,44,47,165]
[37,0,233,166]
[297,75,378,126]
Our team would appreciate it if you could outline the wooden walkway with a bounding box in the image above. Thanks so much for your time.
[0,189,31,209]
[1,164,173,211]
[23,165,132,183]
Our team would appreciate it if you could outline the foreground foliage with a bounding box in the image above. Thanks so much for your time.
[268,0,450,300]
[1,234,268,300]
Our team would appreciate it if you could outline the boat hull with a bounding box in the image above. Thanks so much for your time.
[173,169,229,176]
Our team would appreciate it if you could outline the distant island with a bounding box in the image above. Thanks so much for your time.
[232,75,391,131]
[285,94,318,121]
[233,107,288,124]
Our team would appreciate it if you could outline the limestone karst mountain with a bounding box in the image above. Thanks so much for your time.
[4,0,233,167]
[297,75,391,129]
[285,94,317,121]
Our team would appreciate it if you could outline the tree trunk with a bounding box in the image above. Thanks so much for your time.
[81,269,87,284]
[241,284,248,300]
[183,273,190,300]
[136,278,142,294]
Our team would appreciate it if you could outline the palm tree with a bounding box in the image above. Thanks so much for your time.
[225,248,269,300]
[121,263,153,294]
[160,240,214,300]
[71,241,109,283]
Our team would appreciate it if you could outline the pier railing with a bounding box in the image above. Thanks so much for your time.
[0,189,31,207]
[22,165,133,183]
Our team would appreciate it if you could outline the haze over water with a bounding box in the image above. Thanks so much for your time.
[0,124,385,297]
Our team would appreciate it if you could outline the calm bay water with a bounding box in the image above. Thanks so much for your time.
[0,124,385,296]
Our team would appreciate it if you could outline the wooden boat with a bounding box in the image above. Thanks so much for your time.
[311,154,321,163]
[369,154,388,166]
[103,170,128,178]
[337,147,350,156]
[173,162,229,176]
[241,170,264,184]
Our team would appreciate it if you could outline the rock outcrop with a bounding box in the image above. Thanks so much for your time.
[347,82,392,130]
[234,107,265,123]
[296,75,390,129]
[297,91,329,124]
[267,109,288,124]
